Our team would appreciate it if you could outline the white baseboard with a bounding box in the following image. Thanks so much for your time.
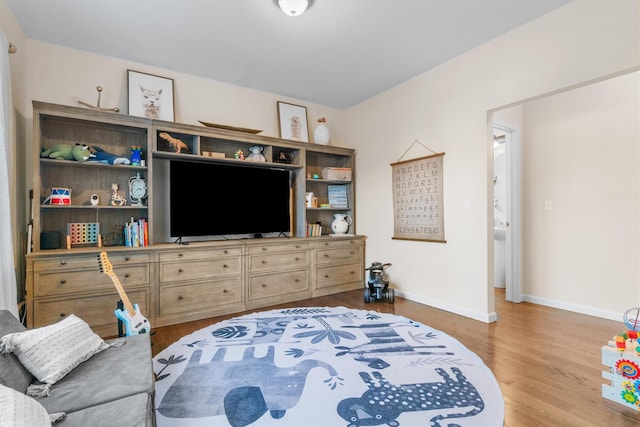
[394,289,498,324]
[522,294,622,322]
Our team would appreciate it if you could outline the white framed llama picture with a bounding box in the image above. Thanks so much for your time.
[277,101,309,142]
[127,69,175,121]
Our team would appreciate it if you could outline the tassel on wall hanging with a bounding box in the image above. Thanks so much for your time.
[390,140,446,243]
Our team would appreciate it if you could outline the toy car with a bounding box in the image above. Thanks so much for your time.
[364,262,394,303]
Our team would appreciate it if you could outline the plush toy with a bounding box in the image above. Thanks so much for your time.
[41,143,96,162]
[87,145,131,165]
[41,143,74,160]
[71,144,93,162]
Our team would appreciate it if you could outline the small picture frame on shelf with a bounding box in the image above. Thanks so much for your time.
[127,70,175,121]
[305,192,314,208]
[277,101,309,143]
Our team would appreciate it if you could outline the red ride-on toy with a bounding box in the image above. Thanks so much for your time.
[364,262,394,304]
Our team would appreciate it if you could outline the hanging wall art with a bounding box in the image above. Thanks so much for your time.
[391,141,446,243]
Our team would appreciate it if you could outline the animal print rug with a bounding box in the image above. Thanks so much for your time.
[153,307,504,427]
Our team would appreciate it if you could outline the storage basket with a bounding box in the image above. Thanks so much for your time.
[322,167,352,181]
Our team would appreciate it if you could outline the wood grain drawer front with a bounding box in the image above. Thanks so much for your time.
[247,242,309,255]
[160,257,241,283]
[158,247,242,262]
[249,270,309,300]
[33,252,150,272]
[249,251,308,273]
[35,265,150,297]
[316,263,363,289]
[311,239,362,250]
[159,278,242,316]
[33,289,149,330]
[316,245,363,266]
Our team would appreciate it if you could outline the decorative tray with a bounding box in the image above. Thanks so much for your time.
[198,120,262,134]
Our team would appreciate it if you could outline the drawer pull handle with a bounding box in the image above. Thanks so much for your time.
[294,257,299,261]
[324,254,330,258]
[178,296,183,300]
[59,279,66,284]
[178,253,184,257]
[124,273,130,278]
[261,260,267,264]
[59,313,66,317]
[223,289,228,293]
[324,274,329,278]
[60,260,67,265]
[262,247,267,251]
[223,264,228,268]
[295,279,300,283]
[178,269,183,273]
[124,256,130,261]
[224,250,228,254]
[261,283,267,287]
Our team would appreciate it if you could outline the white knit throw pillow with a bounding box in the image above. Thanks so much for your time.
[0,383,52,426]
[0,315,109,397]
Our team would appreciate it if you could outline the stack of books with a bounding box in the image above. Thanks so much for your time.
[124,217,148,247]
[306,222,323,236]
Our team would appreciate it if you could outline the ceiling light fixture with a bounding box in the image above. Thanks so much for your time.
[278,0,309,17]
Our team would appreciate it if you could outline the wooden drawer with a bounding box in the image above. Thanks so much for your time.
[159,257,241,283]
[248,251,308,273]
[310,238,363,250]
[247,242,309,255]
[158,247,242,262]
[248,269,309,300]
[33,289,149,332]
[34,264,150,297]
[33,252,150,272]
[158,278,242,316]
[315,245,363,266]
[316,263,363,289]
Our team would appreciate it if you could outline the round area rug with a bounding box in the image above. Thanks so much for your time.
[153,307,504,427]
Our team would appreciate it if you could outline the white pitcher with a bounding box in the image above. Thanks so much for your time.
[331,213,352,235]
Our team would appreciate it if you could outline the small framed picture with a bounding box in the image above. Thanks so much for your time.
[127,70,175,121]
[277,101,309,142]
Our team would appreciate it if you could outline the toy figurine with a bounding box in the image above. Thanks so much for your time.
[111,183,127,206]
[235,149,244,160]
[131,146,142,166]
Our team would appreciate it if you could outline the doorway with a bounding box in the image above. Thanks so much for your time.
[492,122,522,303]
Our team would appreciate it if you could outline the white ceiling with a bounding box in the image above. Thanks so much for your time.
[7,0,571,109]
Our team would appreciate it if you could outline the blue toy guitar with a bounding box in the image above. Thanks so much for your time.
[98,252,151,336]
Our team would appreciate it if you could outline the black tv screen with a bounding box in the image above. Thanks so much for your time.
[169,160,291,238]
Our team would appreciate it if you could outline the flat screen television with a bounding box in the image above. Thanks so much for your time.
[169,160,291,239]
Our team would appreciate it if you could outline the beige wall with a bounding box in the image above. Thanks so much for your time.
[346,0,639,321]
[2,0,639,321]
[520,72,639,317]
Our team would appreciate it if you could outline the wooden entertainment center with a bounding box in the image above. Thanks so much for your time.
[25,101,365,337]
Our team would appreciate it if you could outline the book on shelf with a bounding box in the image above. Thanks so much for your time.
[327,185,348,208]
[124,217,148,247]
[306,222,323,237]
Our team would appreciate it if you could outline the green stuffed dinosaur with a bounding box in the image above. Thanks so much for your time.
[41,143,93,161]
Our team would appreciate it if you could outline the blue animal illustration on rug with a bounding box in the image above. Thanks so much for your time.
[158,345,340,426]
[336,322,453,369]
[337,368,484,427]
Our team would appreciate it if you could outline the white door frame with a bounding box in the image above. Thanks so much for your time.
[493,121,522,302]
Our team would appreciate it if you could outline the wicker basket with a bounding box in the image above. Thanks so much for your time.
[322,167,352,181]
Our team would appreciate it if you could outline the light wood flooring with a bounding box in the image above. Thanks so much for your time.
[150,288,640,426]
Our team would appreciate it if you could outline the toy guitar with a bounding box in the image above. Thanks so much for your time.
[97,251,151,336]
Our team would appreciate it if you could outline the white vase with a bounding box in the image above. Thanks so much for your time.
[331,213,352,235]
[314,123,330,145]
